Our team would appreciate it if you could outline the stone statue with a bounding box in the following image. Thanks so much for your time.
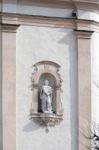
[40,80,53,114]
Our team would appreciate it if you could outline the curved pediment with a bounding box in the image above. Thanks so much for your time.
[33,60,61,69]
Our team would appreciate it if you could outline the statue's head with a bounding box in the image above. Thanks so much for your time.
[44,80,49,86]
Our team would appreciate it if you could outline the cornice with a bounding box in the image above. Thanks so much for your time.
[74,30,94,39]
[1,24,19,32]
[0,13,99,32]
[75,19,99,32]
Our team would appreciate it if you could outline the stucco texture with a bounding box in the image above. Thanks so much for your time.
[16,26,77,150]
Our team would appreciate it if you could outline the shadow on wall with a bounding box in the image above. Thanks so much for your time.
[24,29,78,149]
[58,29,78,150]
[23,121,41,132]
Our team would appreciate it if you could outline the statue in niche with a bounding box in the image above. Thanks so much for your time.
[40,80,53,114]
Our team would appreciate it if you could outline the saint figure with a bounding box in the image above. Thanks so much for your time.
[40,80,53,113]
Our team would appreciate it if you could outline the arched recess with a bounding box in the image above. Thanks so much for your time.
[30,61,63,126]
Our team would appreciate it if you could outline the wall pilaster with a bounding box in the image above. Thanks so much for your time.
[75,30,94,150]
[0,24,3,150]
[2,24,19,150]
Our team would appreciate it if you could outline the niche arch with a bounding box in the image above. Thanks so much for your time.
[30,61,63,127]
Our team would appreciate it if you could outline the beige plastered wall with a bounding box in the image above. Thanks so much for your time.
[0,3,97,149]
[1,26,93,150]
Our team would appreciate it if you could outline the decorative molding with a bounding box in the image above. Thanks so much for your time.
[1,13,75,28]
[30,113,63,127]
[31,61,62,88]
[74,30,94,39]
[30,61,63,127]
[75,19,99,33]
[1,24,20,33]
[0,13,99,33]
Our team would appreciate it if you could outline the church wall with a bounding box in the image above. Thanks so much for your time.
[78,10,99,22]
[16,26,78,150]
[17,5,73,18]
[1,1,99,23]
[2,0,17,13]
[1,1,99,150]
[1,0,73,18]
[91,32,99,124]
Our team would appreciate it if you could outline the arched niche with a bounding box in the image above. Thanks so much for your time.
[30,61,63,127]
